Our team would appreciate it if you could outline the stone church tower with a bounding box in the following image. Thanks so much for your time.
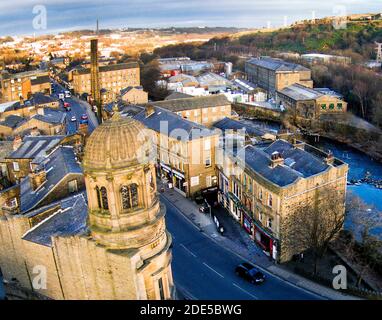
[82,109,175,299]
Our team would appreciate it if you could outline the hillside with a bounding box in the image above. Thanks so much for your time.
[155,17,382,62]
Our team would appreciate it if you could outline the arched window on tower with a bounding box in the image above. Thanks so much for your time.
[120,184,139,210]
[95,186,102,209]
[131,184,138,207]
[100,187,109,210]
[121,185,131,210]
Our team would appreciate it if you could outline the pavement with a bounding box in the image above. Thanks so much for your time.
[159,180,359,300]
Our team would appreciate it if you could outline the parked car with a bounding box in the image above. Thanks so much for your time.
[70,116,77,122]
[235,262,265,284]
[65,90,71,98]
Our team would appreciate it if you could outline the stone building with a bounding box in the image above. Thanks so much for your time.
[69,62,141,104]
[154,94,232,127]
[0,108,66,138]
[245,57,313,96]
[217,139,348,262]
[134,105,220,197]
[276,84,347,119]
[120,86,148,105]
[0,93,60,121]
[0,70,51,102]
[0,110,175,299]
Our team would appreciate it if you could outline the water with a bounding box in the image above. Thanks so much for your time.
[0,274,4,300]
[313,137,382,210]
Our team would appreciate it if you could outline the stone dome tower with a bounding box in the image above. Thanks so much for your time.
[83,109,174,300]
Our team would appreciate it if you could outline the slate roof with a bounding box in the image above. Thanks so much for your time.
[314,88,343,98]
[19,146,83,213]
[165,92,193,100]
[74,62,139,75]
[133,106,217,140]
[247,57,310,72]
[213,117,266,137]
[30,75,50,86]
[103,100,144,116]
[7,93,58,111]
[0,115,26,128]
[7,135,64,160]
[120,86,144,96]
[153,94,230,112]
[236,139,329,187]
[278,83,322,101]
[33,108,66,125]
[22,192,88,247]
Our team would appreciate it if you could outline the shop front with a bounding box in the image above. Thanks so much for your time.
[172,169,187,196]
[218,172,230,209]
[228,192,241,222]
[253,220,277,259]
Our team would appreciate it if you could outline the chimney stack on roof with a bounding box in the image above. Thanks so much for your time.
[145,104,155,118]
[13,135,23,151]
[29,169,47,191]
[325,150,334,165]
[270,151,284,168]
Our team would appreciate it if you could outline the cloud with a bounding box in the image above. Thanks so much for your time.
[0,0,380,36]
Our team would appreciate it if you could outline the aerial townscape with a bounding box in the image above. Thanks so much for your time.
[0,1,381,308]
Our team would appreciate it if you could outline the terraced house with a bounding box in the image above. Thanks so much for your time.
[134,105,220,197]
[217,139,348,262]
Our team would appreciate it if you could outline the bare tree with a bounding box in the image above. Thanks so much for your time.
[281,188,345,274]
[346,194,382,288]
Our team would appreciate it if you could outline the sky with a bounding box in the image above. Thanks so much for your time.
[0,0,381,36]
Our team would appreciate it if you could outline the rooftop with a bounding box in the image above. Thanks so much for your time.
[278,83,322,101]
[32,108,66,125]
[236,139,330,187]
[133,105,217,141]
[247,57,310,73]
[22,192,88,247]
[73,62,139,75]
[7,135,64,160]
[19,146,83,213]
[213,117,266,137]
[153,94,230,112]
[0,115,26,129]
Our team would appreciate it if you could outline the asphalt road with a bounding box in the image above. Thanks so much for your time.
[162,196,322,300]
[51,82,98,134]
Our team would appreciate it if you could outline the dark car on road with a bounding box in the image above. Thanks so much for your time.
[235,262,265,284]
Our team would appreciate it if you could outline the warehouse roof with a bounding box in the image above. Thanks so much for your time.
[247,57,310,72]
[153,94,230,112]
[278,83,322,101]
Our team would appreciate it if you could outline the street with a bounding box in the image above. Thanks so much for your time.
[162,196,322,300]
[51,82,98,134]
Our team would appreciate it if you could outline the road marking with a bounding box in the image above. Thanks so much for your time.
[232,283,259,300]
[203,262,224,278]
[180,244,197,258]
